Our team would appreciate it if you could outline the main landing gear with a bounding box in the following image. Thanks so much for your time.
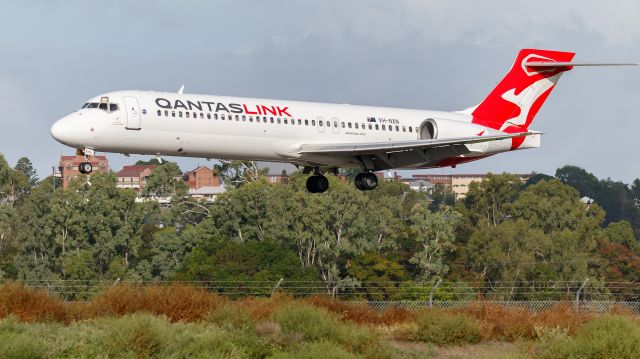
[304,167,378,193]
[306,174,329,193]
[354,172,378,191]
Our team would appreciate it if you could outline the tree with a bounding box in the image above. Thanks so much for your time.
[143,162,187,198]
[347,253,410,300]
[14,157,38,189]
[409,205,461,281]
[214,160,268,187]
[462,173,522,227]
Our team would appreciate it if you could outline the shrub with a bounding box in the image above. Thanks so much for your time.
[539,315,640,359]
[272,303,379,354]
[306,296,415,325]
[0,332,46,359]
[463,302,534,340]
[90,284,225,322]
[270,341,360,359]
[0,282,66,323]
[100,314,171,358]
[411,310,482,345]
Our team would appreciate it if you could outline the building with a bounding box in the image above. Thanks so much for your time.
[116,165,157,192]
[183,166,221,190]
[59,155,109,189]
[399,173,530,199]
[188,186,227,203]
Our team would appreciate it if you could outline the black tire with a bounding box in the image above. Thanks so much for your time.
[306,176,318,193]
[306,175,329,193]
[78,162,93,174]
[363,173,378,190]
[354,173,365,190]
[315,175,329,193]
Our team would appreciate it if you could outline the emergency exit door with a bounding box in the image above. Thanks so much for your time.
[124,96,141,130]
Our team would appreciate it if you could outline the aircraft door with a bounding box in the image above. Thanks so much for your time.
[124,96,141,130]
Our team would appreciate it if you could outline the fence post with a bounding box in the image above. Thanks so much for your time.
[429,279,443,308]
[271,278,284,296]
[575,278,589,312]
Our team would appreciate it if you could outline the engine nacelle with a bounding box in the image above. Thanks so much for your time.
[419,118,496,140]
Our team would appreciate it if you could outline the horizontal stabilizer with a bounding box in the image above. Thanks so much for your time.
[525,62,639,67]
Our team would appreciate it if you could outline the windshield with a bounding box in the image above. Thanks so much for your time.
[81,102,119,112]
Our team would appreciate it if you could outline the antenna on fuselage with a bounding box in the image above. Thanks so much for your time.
[178,85,185,94]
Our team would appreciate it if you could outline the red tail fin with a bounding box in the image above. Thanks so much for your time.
[471,49,575,133]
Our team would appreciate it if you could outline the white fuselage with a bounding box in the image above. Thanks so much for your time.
[51,90,537,169]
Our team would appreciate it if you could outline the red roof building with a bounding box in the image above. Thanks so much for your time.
[183,166,221,190]
[59,155,109,189]
[116,165,157,192]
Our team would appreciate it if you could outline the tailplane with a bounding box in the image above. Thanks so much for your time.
[470,49,575,134]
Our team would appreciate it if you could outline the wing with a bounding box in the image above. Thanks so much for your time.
[298,132,537,170]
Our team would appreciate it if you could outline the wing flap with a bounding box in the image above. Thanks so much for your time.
[298,132,535,156]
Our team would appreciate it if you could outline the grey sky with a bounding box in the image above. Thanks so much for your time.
[1,1,638,182]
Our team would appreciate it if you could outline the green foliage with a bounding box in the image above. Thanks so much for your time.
[175,240,319,295]
[347,253,410,300]
[539,315,640,359]
[143,161,187,198]
[411,311,482,345]
[272,302,378,353]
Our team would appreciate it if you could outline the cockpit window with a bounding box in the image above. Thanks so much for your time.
[81,102,119,112]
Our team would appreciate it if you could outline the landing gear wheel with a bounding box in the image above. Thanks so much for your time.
[355,172,378,191]
[306,175,329,193]
[78,162,93,174]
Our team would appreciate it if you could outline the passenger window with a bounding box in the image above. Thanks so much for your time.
[179,111,183,118]
[382,125,386,130]
[341,122,345,128]
[214,114,218,120]
[207,113,211,119]
[171,111,175,117]
[186,112,190,118]
[305,119,309,126]
[327,121,330,127]
[242,115,246,121]
[277,118,281,124]
[368,124,373,130]
[249,116,253,122]
[375,124,379,130]
[298,119,302,125]
[157,110,161,116]
[333,121,338,127]
[355,123,359,129]
[221,114,226,120]
[402,126,406,132]
[348,122,352,128]
[235,115,240,121]
[409,127,413,133]
[284,118,288,124]
[313,120,317,126]
[388,126,392,131]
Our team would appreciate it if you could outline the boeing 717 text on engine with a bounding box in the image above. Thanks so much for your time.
[50,49,637,193]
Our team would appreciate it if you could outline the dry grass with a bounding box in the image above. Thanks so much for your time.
[0,281,631,345]
[306,295,416,325]
[0,282,66,323]
[88,284,227,322]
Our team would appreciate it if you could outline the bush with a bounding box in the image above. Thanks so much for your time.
[100,314,171,358]
[411,310,482,345]
[463,302,534,340]
[272,303,379,354]
[539,315,640,359]
[0,282,66,323]
[306,296,415,325]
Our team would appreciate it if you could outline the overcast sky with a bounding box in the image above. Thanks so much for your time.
[1,1,638,182]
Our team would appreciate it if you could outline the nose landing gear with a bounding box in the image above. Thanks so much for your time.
[77,147,94,175]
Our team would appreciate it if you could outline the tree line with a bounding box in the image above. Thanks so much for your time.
[1,153,640,300]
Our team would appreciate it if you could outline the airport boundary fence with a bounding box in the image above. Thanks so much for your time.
[4,279,640,314]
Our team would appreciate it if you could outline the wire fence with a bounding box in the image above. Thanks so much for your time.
[5,279,640,315]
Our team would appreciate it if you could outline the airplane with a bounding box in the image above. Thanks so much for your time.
[50,49,637,193]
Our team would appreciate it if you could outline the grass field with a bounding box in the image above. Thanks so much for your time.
[1,282,639,358]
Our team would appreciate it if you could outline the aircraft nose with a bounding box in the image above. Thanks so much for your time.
[51,116,74,145]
